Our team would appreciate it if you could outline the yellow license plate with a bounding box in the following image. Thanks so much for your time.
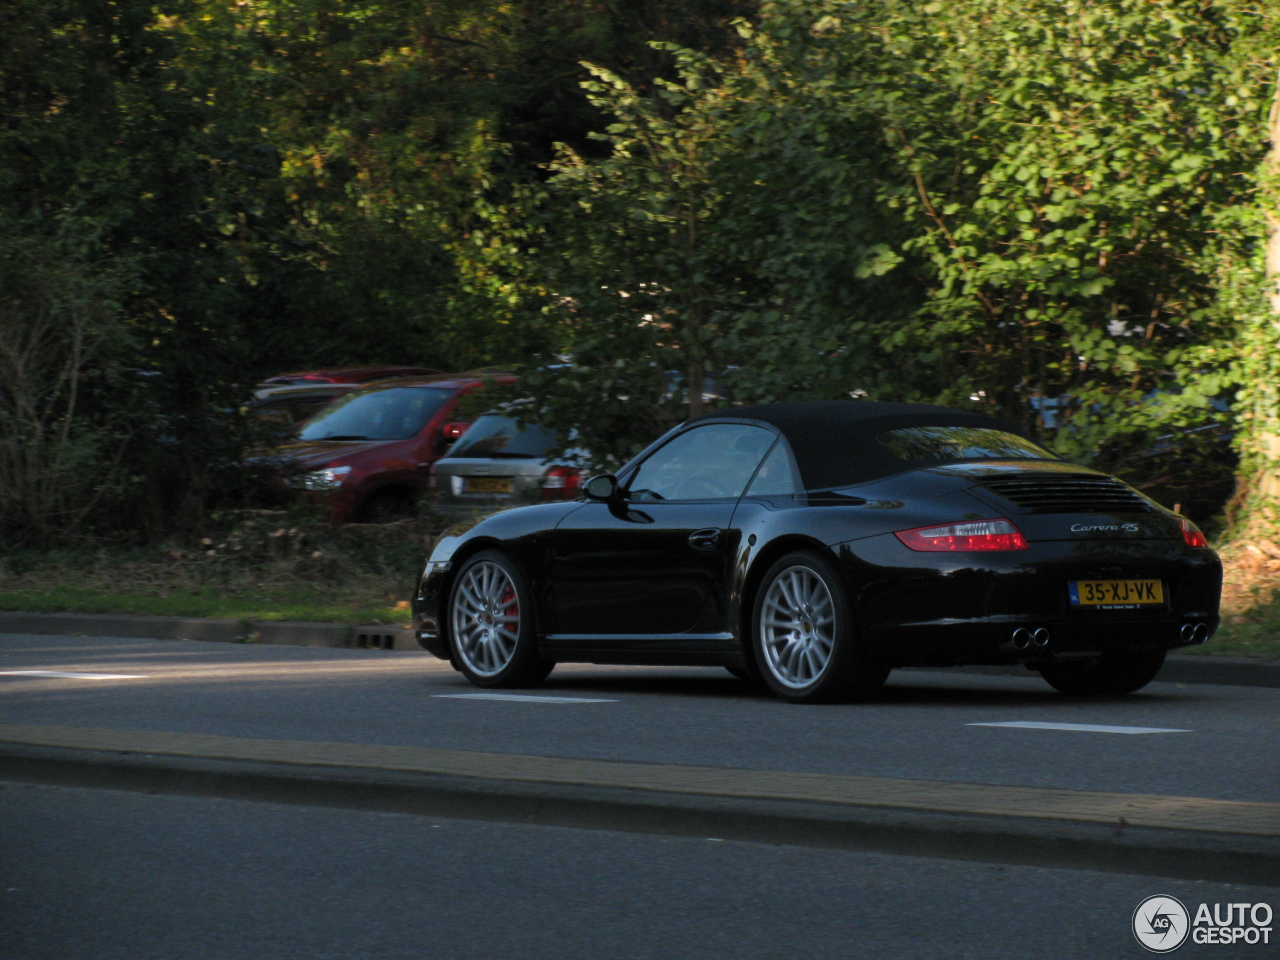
[463,476,513,494]
[1069,579,1164,607]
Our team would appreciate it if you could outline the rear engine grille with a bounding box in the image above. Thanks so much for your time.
[979,475,1152,514]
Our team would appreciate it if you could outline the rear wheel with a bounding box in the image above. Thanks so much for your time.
[1039,649,1166,696]
[751,551,888,704]
[448,550,553,688]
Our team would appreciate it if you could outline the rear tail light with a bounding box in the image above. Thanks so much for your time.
[1181,518,1208,548]
[895,518,1028,552]
[542,466,581,500]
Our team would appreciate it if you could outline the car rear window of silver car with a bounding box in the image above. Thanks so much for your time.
[447,415,563,459]
[877,426,1056,463]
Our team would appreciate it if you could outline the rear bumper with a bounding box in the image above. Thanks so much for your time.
[866,614,1219,667]
[837,534,1222,667]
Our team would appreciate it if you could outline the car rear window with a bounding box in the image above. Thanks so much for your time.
[447,415,562,459]
[297,386,451,441]
[878,426,1056,463]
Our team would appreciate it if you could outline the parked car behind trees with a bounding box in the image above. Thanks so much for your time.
[430,410,586,518]
[267,373,515,523]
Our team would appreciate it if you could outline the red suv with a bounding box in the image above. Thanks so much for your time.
[272,373,515,522]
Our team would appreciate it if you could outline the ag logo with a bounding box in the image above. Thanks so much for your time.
[1133,895,1190,953]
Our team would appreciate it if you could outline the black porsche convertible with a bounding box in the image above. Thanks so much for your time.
[412,401,1221,703]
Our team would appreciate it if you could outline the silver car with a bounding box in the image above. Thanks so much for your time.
[429,413,585,518]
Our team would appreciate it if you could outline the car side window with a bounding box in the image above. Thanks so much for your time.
[744,441,799,496]
[626,424,776,501]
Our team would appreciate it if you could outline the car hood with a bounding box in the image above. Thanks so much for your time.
[272,438,392,469]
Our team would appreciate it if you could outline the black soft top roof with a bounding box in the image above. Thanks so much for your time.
[694,400,1031,491]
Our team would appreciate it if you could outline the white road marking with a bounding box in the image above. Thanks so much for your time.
[968,721,1190,735]
[433,693,616,704]
[0,670,149,680]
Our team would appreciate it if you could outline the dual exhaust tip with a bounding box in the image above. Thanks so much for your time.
[1011,622,1207,650]
[1011,627,1050,650]
[1180,621,1209,644]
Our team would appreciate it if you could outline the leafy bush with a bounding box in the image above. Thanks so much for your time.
[0,218,138,542]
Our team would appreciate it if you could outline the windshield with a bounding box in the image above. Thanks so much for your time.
[447,415,562,459]
[878,426,1056,462]
[297,387,451,442]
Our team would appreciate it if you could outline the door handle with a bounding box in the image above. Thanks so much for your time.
[688,528,721,551]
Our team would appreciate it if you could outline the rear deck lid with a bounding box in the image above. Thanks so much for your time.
[932,461,1182,541]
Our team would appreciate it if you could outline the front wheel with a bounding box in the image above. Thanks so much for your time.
[751,550,888,704]
[1039,649,1166,696]
[448,550,553,688]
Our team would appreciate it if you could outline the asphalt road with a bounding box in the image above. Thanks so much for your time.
[0,633,1277,805]
[2,780,1275,960]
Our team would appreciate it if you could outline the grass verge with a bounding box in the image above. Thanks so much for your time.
[0,512,432,627]
[0,585,410,625]
[1201,617,1280,659]
[2,514,1277,659]
[1209,541,1280,659]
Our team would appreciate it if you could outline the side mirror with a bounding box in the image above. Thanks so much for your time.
[440,421,470,446]
[582,474,619,502]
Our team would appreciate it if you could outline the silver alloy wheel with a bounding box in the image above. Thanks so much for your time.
[759,564,837,689]
[451,560,522,677]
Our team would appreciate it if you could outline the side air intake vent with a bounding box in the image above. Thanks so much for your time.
[980,475,1152,514]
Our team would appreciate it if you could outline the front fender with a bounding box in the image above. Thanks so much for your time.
[413,500,585,656]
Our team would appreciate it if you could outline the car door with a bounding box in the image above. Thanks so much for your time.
[548,423,777,638]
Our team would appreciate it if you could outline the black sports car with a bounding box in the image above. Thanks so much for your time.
[412,401,1221,703]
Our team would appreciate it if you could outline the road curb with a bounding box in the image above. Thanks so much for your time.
[0,611,247,643]
[3,610,1277,686]
[2,739,1278,887]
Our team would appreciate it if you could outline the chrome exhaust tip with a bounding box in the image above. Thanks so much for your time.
[1011,627,1032,650]
[1031,627,1050,648]
[1180,622,1195,643]
[1192,622,1208,644]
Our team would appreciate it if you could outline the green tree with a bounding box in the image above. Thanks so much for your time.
[0,0,281,535]
[172,0,759,373]
[0,217,136,542]
[533,50,739,450]
[1218,6,1280,536]
[742,0,1266,454]
[527,0,1274,487]
[0,0,755,537]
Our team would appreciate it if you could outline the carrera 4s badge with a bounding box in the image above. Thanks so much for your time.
[1071,522,1140,533]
